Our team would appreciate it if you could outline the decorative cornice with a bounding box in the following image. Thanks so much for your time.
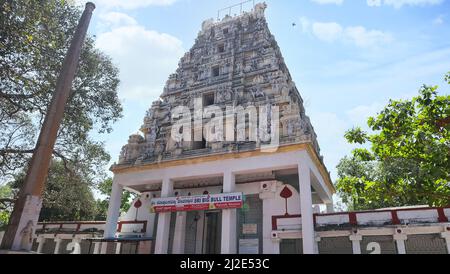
[111,142,335,194]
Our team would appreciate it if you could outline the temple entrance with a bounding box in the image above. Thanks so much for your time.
[184,210,222,254]
[202,211,222,254]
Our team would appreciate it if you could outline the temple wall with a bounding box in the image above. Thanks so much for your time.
[237,194,263,254]
[361,236,397,254]
[28,182,450,254]
[405,235,448,254]
[318,237,352,254]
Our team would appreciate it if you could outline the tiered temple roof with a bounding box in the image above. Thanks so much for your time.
[116,3,324,169]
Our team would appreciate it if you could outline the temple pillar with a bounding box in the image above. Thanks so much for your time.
[441,232,450,254]
[154,178,173,254]
[36,236,46,254]
[104,182,123,239]
[221,171,237,254]
[350,234,362,254]
[394,233,407,254]
[53,237,62,254]
[102,180,123,254]
[172,212,187,254]
[298,162,315,254]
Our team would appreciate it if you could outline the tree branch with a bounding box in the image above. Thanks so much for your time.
[0,198,15,210]
[0,148,73,173]
[52,150,74,174]
[0,148,35,156]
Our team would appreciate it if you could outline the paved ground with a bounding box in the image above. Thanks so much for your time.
[0,250,37,254]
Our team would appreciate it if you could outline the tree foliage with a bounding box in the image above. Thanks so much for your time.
[9,160,99,221]
[0,184,13,229]
[0,0,122,180]
[95,178,136,220]
[336,73,450,210]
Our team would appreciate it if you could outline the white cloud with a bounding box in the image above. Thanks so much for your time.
[367,0,444,8]
[310,0,344,5]
[75,0,177,10]
[309,111,355,180]
[307,20,393,48]
[96,13,185,101]
[433,15,445,25]
[367,0,382,6]
[346,103,383,127]
[312,22,343,42]
[99,12,138,28]
[345,26,393,48]
[299,17,311,33]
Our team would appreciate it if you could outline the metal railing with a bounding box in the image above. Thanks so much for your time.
[217,0,256,20]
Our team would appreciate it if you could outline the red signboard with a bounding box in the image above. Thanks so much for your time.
[150,193,244,213]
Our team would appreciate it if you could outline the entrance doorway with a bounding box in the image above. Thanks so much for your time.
[202,211,222,254]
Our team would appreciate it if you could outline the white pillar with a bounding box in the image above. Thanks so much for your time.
[154,178,174,254]
[0,231,4,246]
[272,238,281,254]
[350,234,362,254]
[441,232,450,254]
[115,243,122,254]
[93,242,101,254]
[394,233,407,254]
[314,236,321,254]
[298,163,315,254]
[221,171,237,254]
[67,238,82,254]
[104,181,123,239]
[260,192,278,254]
[54,237,62,254]
[172,212,187,254]
[36,236,46,254]
[195,213,205,254]
[326,198,334,213]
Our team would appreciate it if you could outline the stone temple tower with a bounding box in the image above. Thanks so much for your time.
[109,3,334,255]
[116,2,323,167]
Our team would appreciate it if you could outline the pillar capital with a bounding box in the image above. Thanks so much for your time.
[393,233,408,241]
[349,234,363,242]
[441,231,450,239]
[271,238,281,244]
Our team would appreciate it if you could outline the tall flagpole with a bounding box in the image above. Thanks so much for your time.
[0,2,96,251]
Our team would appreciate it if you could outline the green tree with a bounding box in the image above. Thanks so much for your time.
[9,160,99,221]
[0,0,122,181]
[95,178,136,220]
[336,73,450,210]
[0,184,13,229]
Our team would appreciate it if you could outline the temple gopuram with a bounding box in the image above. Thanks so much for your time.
[10,3,449,255]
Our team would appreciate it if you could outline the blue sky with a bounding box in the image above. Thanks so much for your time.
[78,0,450,183]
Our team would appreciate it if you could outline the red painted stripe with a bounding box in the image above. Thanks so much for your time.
[437,208,449,223]
[391,210,401,225]
[349,212,357,226]
[272,216,278,231]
